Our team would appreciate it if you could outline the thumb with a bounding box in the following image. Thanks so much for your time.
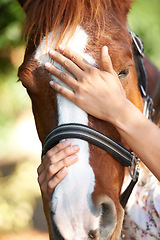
[100,46,116,76]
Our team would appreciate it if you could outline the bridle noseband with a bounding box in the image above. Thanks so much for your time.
[42,31,154,209]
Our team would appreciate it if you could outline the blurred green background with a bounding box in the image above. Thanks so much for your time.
[0,1,48,239]
[0,0,160,239]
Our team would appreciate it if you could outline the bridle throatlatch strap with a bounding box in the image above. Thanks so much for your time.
[42,123,133,167]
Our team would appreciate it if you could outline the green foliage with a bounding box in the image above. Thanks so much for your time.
[0,3,35,232]
[0,0,25,46]
[128,0,160,69]
[0,0,25,74]
[0,0,27,137]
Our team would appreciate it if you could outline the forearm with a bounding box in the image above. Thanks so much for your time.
[113,100,160,181]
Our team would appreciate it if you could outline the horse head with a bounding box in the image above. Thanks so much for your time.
[18,0,143,239]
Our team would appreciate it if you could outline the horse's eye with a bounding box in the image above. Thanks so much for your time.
[118,68,129,79]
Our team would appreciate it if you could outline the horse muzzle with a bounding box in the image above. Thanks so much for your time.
[50,195,117,240]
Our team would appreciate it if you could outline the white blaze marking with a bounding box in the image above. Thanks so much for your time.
[35,26,100,239]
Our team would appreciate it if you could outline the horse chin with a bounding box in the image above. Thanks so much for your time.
[50,195,117,240]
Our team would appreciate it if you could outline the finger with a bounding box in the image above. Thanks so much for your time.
[45,62,78,90]
[49,81,75,102]
[39,153,78,200]
[42,140,71,164]
[100,46,117,76]
[40,167,68,201]
[38,140,71,176]
[58,45,90,71]
[37,169,46,187]
[45,144,80,167]
[48,50,82,77]
[39,144,79,184]
[46,153,78,181]
[47,167,68,199]
[37,164,43,176]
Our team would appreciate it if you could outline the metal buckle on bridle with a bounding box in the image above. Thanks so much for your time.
[129,152,140,181]
[140,84,155,120]
[130,31,144,58]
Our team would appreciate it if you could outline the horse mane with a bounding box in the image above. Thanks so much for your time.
[23,0,133,47]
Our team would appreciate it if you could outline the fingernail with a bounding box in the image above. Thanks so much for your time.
[59,45,65,52]
[103,46,108,55]
[49,50,56,55]
[64,140,71,146]
[69,154,78,162]
[60,167,67,174]
[72,145,80,151]
[45,62,52,68]
[49,80,54,86]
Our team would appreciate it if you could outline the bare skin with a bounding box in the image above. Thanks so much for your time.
[37,140,80,200]
[38,46,160,201]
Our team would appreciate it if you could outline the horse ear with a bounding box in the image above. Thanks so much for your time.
[111,0,133,16]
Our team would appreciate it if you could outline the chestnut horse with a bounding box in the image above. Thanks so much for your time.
[17,0,156,239]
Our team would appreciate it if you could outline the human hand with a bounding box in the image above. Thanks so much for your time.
[37,140,79,201]
[45,46,126,124]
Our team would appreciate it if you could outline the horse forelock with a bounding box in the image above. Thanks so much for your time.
[23,0,133,47]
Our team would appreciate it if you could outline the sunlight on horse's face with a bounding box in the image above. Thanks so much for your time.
[18,19,142,240]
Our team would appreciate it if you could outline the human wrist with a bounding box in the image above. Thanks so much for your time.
[112,98,144,134]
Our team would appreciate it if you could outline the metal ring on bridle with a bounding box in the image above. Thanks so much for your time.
[129,152,140,181]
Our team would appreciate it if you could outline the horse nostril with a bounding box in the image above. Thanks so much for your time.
[94,195,116,238]
[88,229,99,239]
[100,201,116,229]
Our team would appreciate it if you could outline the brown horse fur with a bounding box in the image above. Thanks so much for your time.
[17,0,153,239]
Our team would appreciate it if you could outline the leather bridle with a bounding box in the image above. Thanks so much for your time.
[42,31,154,209]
